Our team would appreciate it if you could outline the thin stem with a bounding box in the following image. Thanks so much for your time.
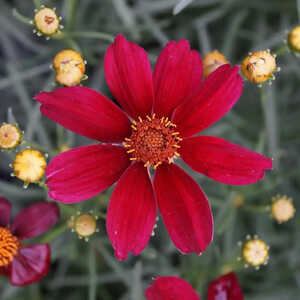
[39,222,69,243]
[12,8,33,26]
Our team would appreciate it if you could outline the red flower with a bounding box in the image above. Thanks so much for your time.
[0,197,59,286]
[35,34,272,260]
[145,272,243,300]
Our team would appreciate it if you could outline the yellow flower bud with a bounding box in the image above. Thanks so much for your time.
[241,236,269,268]
[34,7,60,36]
[203,50,228,78]
[241,50,276,83]
[13,149,47,183]
[53,50,86,86]
[69,213,99,241]
[271,195,295,223]
[233,194,245,208]
[0,123,22,150]
[288,26,300,53]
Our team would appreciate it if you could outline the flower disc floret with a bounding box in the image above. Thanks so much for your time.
[0,227,20,267]
[0,123,22,150]
[241,50,276,83]
[124,114,182,168]
[74,214,97,238]
[13,149,47,183]
[34,7,59,36]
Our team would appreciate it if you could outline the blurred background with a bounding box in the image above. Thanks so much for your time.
[0,0,300,299]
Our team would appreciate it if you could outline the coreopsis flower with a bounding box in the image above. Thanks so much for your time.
[35,34,272,260]
[0,197,59,286]
[145,272,243,300]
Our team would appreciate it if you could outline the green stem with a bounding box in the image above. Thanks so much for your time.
[53,31,114,43]
[12,8,33,26]
[39,222,69,243]
[242,204,269,213]
[273,45,289,56]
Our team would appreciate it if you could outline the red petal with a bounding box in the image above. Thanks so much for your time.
[106,162,156,260]
[35,86,131,143]
[154,163,213,255]
[10,244,51,286]
[0,196,11,227]
[12,202,59,240]
[104,34,154,119]
[145,276,201,300]
[180,136,273,185]
[172,65,243,137]
[207,272,243,300]
[153,40,203,118]
[46,144,130,203]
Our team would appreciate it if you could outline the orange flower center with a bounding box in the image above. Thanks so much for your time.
[124,114,182,168]
[0,227,20,267]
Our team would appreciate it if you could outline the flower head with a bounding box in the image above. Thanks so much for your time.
[34,7,60,36]
[288,26,300,53]
[145,272,243,300]
[271,195,295,223]
[35,34,272,260]
[0,197,59,286]
[53,49,86,86]
[13,149,47,183]
[241,50,276,83]
[0,123,22,150]
[203,50,228,78]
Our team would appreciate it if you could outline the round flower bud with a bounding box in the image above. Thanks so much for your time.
[34,7,60,36]
[271,195,295,223]
[288,26,300,53]
[242,236,269,268]
[241,50,276,83]
[233,194,245,208]
[69,213,99,240]
[53,50,86,86]
[13,149,47,183]
[0,123,22,150]
[203,50,228,78]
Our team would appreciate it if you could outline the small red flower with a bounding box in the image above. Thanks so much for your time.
[35,34,272,260]
[0,197,59,286]
[145,272,243,300]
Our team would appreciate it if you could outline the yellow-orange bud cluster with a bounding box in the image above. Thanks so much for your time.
[34,7,60,36]
[271,195,295,223]
[241,50,276,83]
[53,50,86,86]
[0,123,22,150]
[241,236,269,268]
[13,149,47,183]
[202,50,228,78]
[288,26,300,53]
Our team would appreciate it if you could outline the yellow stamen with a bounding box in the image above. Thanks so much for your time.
[144,161,150,167]
[174,151,180,157]
[173,145,181,148]
[152,113,156,119]
[131,125,137,131]
[146,115,152,122]
[130,157,137,161]
[138,116,143,123]
[124,138,131,142]
[127,149,135,153]
[153,162,162,169]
